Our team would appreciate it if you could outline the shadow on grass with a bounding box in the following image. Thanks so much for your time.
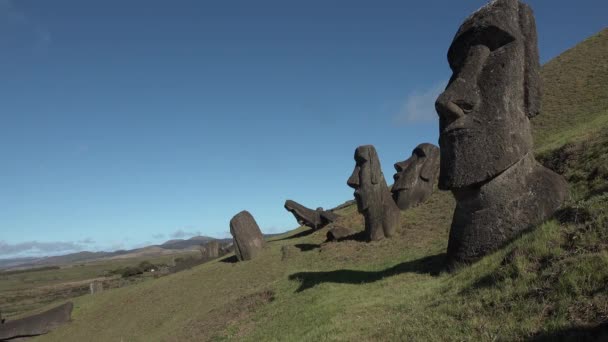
[272,228,315,241]
[294,244,320,252]
[527,322,608,342]
[219,255,238,263]
[288,253,446,292]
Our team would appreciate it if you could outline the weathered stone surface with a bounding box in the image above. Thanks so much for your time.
[347,145,400,241]
[229,211,266,261]
[284,200,339,230]
[89,280,103,294]
[392,143,440,210]
[0,302,73,340]
[200,240,220,259]
[326,226,356,241]
[435,0,568,264]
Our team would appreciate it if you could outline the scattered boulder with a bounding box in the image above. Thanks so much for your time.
[326,226,356,241]
[392,143,440,210]
[280,245,299,261]
[284,200,339,230]
[200,240,220,260]
[435,0,568,265]
[0,302,73,340]
[229,211,266,261]
[347,145,400,241]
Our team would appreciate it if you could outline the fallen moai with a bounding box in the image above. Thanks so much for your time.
[435,0,568,265]
[391,143,440,210]
[347,145,400,241]
[0,302,73,341]
[284,200,339,230]
[229,210,266,261]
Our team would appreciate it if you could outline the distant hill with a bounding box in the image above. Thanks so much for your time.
[0,236,223,270]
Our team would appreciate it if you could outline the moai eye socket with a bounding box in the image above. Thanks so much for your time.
[448,26,515,71]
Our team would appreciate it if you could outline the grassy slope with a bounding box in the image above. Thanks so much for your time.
[39,29,608,341]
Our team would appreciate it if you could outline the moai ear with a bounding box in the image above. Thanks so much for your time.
[519,2,541,118]
[420,153,440,182]
[370,147,379,185]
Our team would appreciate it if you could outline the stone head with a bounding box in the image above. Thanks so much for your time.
[347,145,386,213]
[392,143,440,210]
[435,0,541,189]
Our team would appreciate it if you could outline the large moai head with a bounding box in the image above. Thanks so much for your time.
[229,210,265,261]
[435,0,541,189]
[392,143,440,210]
[347,145,400,241]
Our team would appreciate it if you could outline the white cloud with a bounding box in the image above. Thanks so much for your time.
[170,229,202,239]
[0,240,84,258]
[395,81,447,124]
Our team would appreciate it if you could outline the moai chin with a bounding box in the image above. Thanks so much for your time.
[435,0,568,265]
[347,145,400,241]
[391,143,440,210]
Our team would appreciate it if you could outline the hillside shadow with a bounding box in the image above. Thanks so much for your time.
[294,244,320,252]
[219,255,238,263]
[527,322,608,342]
[288,253,446,292]
[272,228,315,241]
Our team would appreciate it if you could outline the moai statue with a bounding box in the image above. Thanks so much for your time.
[347,145,400,241]
[391,143,440,210]
[229,210,266,261]
[89,280,104,294]
[0,302,73,340]
[284,200,339,230]
[435,0,568,265]
[200,240,220,259]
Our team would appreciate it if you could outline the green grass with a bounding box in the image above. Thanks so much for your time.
[0,253,193,320]
[32,28,608,341]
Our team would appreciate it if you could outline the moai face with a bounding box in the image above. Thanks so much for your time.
[347,145,400,241]
[392,143,440,210]
[347,145,385,214]
[435,0,540,189]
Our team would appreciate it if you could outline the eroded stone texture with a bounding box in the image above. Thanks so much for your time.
[0,302,73,340]
[392,143,440,210]
[284,200,339,230]
[200,240,220,259]
[435,0,568,264]
[326,226,356,241]
[347,145,400,241]
[229,211,266,261]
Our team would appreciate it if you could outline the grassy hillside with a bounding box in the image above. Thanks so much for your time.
[38,29,608,341]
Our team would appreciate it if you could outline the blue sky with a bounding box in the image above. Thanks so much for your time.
[1,0,606,258]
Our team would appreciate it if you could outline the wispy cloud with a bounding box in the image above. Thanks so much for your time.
[0,0,52,52]
[78,238,95,244]
[170,229,202,239]
[394,81,447,124]
[0,240,84,258]
[152,233,165,240]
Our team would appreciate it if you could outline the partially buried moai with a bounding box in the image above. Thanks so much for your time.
[391,143,440,210]
[284,200,339,230]
[229,210,266,261]
[347,145,400,241]
[435,0,568,265]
